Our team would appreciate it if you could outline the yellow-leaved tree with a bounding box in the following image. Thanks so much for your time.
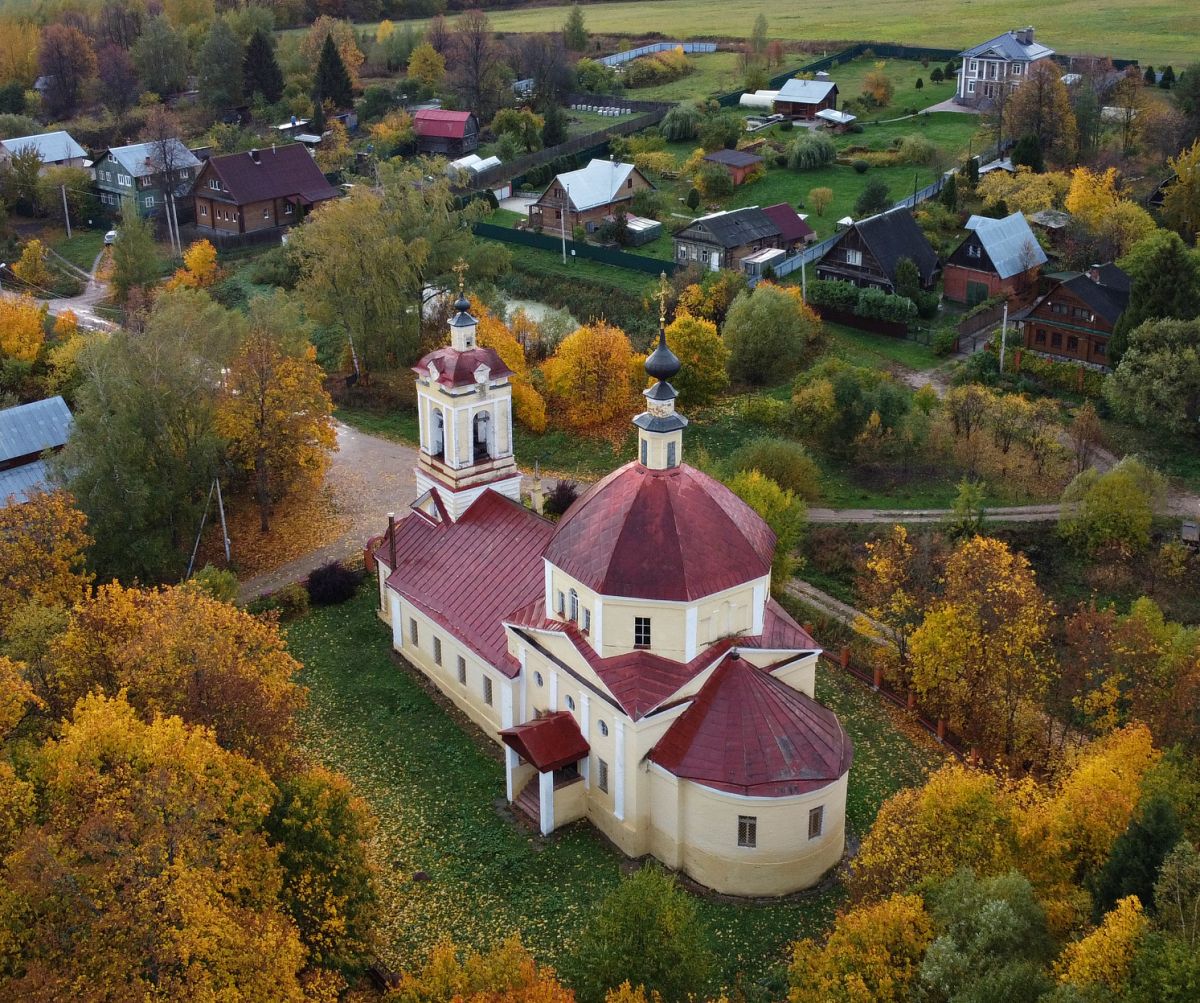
[166,238,219,289]
[788,893,934,1003]
[369,109,414,155]
[11,237,51,289]
[1054,895,1149,992]
[543,321,638,431]
[386,935,574,1002]
[469,294,547,433]
[216,291,336,532]
[0,293,47,362]
[407,41,446,89]
[908,535,1054,762]
[977,168,1071,214]
[1065,166,1157,256]
[663,312,729,405]
[1162,140,1200,242]
[301,15,364,87]
[0,490,92,634]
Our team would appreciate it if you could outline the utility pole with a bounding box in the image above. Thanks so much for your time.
[60,185,71,238]
[800,257,807,303]
[561,182,569,264]
[998,301,1008,373]
[169,191,183,257]
[215,477,231,564]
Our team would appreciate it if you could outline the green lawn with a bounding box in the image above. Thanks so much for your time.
[285,588,944,992]
[822,321,940,371]
[494,240,661,297]
[623,50,746,103]
[341,0,1197,66]
[47,228,107,272]
[830,54,957,115]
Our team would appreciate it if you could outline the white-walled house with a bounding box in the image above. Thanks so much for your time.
[957,27,1055,107]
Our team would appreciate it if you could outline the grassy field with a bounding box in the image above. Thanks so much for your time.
[285,587,944,993]
[624,50,745,102]
[46,228,107,272]
[364,0,1196,66]
[831,54,958,114]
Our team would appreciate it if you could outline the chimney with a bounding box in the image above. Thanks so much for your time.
[1014,26,1034,45]
[249,148,260,164]
[1088,264,1101,283]
[387,511,396,567]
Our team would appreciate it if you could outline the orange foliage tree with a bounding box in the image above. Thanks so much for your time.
[301,15,364,88]
[0,293,48,363]
[0,490,92,634]
[543,321,639,431]
[470,294,547,433]
[166,238,220,289]
[385,935,574,1002]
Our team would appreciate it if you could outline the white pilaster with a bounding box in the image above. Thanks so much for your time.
[614,718,626,822]
[592,597,604,656]
[389,593,403,649]
[538,770,554,835]
[505,748,518,802]
[752,580,766,634]
[548,671,558,712]
[684,605,698,662]
[519,645,528,724]
[543,560,554,616]
[580,693,591,788]
[501,681,514,729]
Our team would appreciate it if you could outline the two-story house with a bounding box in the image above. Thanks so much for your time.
[413,109,479,156]
[190,145,338,237]
[943,212,1047,306]
[957,27,1055,106]
[815,207,940,293]
[94,140,202,217]
[527,159,654,234]
[1015,264,1129,367]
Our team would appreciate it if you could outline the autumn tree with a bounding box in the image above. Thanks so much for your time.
[369,109,414,156]
[167,238,220,289]
[908,536,1053,761]
[55,289,243,582]
[1154,840,1200,946]
[0,693,312,1000]
[1056,895,1150,994]
[788,893,933,1003]
[1060,456,1165,556]
[38,24,96,117]
[563,3,589,51]
[469,294,547,432]
[662,312,728,404]
[723,282,820,385]
[1106,318,1200,436]
[674,269,748,326]
[216,293,336,532]
[0,294,46,363]
[977,166,1071,214]
[243,27,284,104]
[725,469,806,588]
[808,186,833,215]
[0,490,92,636]
[302,16,363,91]
[408,41,446,89]
[573,865,714,1003]
[110,212,163,302]
[1162,140,1200,243]
[1005,59,1078,163]
[315,118,352,173]
[492,107,544,152]
[543,321,638,430]
[451,8,512,121]
[862,63,895,106]
[387,936,573,1002]
[1066,166,1157,260]
[11,237,51,290]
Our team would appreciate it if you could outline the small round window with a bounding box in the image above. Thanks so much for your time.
[599,720,609,737]
[565,695,576,711]
[535,671,544,687]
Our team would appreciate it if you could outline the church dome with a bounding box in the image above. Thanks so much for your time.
[543,462,775,602]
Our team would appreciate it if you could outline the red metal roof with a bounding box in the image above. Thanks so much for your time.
[762,203,816,243]
[500,712,589,772]
[543,462,775,602]
[650,653,852,796]
[413,345,514,390]
[378,490,555,675]
[198,144,338,206]
[413,109,475,139]
[505,597,817,719]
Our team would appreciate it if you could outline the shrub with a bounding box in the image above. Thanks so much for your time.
[848,122,864,134]
[933,326,960,356]
[274,582,311,620]
[898,133,937,166]
[787,132,837,170]
[305,561,363,605]
[853,159,869,173]
[931,67,945,83]
[729,438,822,501]
[805,278,860,312]
[685,187,700,210]
[659,102,702,141]
[695,161,733,198]
[743,395,789,428]
[779,119,794,132]
[724,284,820,385]
[855,286,917,325]
[854,178,892,216]
[698,111,741,152]
[184,564,239,604]
[542,479,578,518]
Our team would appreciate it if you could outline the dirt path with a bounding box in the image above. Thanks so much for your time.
[1,248,116,331]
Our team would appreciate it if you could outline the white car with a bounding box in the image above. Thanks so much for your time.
[104,229,118,245]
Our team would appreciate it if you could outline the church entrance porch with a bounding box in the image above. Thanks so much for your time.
[500,713,589,836]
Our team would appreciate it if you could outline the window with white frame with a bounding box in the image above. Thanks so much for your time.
[597,758,609,793]
[200,204,207,216]
[263,207,271,219]
[737,815,757,847]
[568,589,579,622]
[143,196,153,208]
[483,677,493,705]
[433,637,442,665]
[582,608,591,633]
[284,203,294,214]
[634,617,651,649]
[556,591,565,615]
[457,655,466,684]
[845,249,862,266]
[409,618,418,645]
[808,805,824,839]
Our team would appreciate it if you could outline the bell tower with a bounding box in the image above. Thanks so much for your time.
[633,274,688,471]
[412,262,522,520]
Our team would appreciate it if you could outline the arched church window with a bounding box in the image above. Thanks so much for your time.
[473,411,491,461]
[640,438,648,465]
[534,671,544,687]
[432,410,445,459]
[568,589,579,622]
[598,720,609,737]
[666,441,677,468]
[565,695,576,711]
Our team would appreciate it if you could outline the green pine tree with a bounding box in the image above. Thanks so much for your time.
[1111,229,1200,362]
[313,33,353,112]
[1091,797,1184,918]
[243,28,284,105]
[563,4,588,51]
[199,17,245,111]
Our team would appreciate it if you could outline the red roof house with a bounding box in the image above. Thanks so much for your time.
[413,109,480,156]
[762,202,817,249]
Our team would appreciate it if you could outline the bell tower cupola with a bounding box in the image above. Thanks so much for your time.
[633,274,688,471]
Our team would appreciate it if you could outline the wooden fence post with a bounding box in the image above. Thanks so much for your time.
[936,718,947,742]
[840,646,850,669]
[872,665,883,691]
[907,690,917,710]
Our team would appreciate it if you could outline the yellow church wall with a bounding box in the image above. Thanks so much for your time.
[751,654,817,700]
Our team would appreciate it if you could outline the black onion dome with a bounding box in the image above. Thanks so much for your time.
[454,293,471,314]
[645,327,681,382]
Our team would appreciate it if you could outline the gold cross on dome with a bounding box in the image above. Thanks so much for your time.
[453,258,469,294]
[656,271,670,326]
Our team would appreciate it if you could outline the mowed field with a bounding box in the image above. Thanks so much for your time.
[372,0,1196,66]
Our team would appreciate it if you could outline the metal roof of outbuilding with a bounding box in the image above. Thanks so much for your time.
[0,396,71,465]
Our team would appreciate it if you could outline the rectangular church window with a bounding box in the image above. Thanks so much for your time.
[634,617,651,649]
[738,815,757,847]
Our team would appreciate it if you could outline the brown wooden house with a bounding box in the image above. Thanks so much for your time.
[190,145,338,236]
[943,212,1047,306]
[815,207,939,293]
[702,149,764,186]
[1014,264,1129,367]
[773,79,839,119]
[413,110,479,156]
[527,159,653,234]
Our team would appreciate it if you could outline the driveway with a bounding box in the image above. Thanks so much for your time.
[2,248,116,331]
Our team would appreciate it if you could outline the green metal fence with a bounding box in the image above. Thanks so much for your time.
[473,222,675,276]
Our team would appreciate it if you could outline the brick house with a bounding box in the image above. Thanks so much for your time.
[413,110,479,156]
[773,79,839,120]
[527,159,653,234]
[702,149,764,186]
[943,212,1047,306]
[815,207,939,293]
[956,27,1055,107]
[189,145,338,236]
[1014,264,1129,367]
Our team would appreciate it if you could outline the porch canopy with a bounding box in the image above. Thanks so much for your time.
[500,712,589,772]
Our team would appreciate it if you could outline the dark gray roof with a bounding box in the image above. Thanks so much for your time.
[0,396,72,465]
[1027,267,1129,327]
[852,207,939,284]
[960,30,1054,61]
[676,207,779,249]
[703,149,764,169]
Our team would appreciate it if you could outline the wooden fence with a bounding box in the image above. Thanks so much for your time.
[473,222,675,276]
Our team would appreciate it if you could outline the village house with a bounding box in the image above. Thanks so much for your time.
[527,159,653,234]
[190,145,338,237]
[673,204,812,273]
[815,206,940,293]
[773,79,839,120]
[0,130,87,173]
[701,148,765,186]
[94,140,202,218]
[0,396,72,508]
[413,109,479,156]
[369,282,852,897]
[943,212,1047,306]
[1014,264,1129,367]
[956,27,1056,106]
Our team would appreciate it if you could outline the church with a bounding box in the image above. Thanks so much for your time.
[370,279,853,897]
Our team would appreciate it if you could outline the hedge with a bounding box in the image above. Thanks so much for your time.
[1012,349,1106,398]
[806,279,917,325]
